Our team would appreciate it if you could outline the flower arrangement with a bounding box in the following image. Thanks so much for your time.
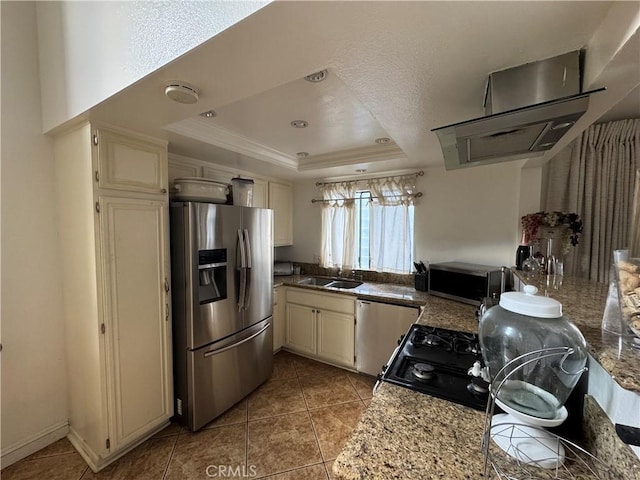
[521,211,583,255]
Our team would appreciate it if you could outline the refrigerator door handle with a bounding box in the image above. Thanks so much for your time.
[243,228,252,309]
[244,228,252,269]
[237,229,246,268]
[203,323,270,358]
[237,229,246,311]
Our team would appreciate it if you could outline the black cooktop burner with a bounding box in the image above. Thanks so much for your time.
[380,324,489,411]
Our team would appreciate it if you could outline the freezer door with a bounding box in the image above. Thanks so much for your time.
[241,207,274,328]
[187,203,243,348]
[186,318,273,431]
[355,300,420,376]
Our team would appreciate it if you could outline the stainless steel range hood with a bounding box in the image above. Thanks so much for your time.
[432,51,605,170]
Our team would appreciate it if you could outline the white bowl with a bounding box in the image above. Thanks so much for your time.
[173,177,229,203]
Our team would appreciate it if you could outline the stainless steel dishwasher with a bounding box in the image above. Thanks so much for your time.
[355,299,421,376]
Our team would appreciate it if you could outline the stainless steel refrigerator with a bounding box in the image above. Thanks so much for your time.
[170,202,273,431]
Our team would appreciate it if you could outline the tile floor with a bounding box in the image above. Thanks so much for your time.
[1,351,375,480]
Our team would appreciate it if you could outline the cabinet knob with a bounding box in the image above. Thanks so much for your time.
[161,188,167,194]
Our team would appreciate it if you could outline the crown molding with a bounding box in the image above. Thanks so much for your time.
[165,117,299,170]
[297,144,407,171]
[165,117,408,173]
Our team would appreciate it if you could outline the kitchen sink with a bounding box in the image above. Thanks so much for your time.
[296,277,334,286]
[326,280,363,289]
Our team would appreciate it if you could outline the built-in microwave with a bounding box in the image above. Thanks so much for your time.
[428,262,508,306]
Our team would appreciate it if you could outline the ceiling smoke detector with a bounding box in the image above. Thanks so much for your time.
[290,120,309,128]
[375,137,392,144]
[304,70,328,83]
[164,82,199,104]
[297,152,309,158]
[200,110,216,118]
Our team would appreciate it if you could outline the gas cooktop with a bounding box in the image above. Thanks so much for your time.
[379,324,490,410]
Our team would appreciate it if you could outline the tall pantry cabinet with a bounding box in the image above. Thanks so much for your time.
[53,123,173,472]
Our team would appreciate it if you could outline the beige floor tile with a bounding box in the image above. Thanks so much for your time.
[80,436,175,479]
[203,398,248,428]
[325,460,335,480]
[258,463,328,479]
[28,437,76,459]
[293,357,346,379]
[165,424,246,480]
[271,350,298,380]
[346,372,376,400]
[248,377,306,420]
[299,374,360,409]
[248,412,322,478]
[1,452,88,480]
[151,421,184,438]
[362,398,372,407]
[309,401,365,461]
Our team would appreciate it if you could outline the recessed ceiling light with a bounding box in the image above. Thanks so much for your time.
[304,70,328,83]
[356,168,367,173]
[297,152,309,158]
[164,82,199,104]
[375,137,392,144]
[291,120,309,128]
[200,110,216,118]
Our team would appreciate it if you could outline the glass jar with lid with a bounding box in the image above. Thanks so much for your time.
[479,285,587,421]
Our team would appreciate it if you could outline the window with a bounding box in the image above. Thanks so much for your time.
[320,176,417,274]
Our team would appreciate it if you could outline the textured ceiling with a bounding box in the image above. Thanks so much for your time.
[87,1,639,180]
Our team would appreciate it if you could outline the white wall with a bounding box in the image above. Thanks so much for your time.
[1,1,69,464]
[36,1,269,132]
[289,162,542,270]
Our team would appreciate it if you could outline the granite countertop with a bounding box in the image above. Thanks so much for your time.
[275,272,640,479]
[333,303,639,480]
[513,270,640,393]
[273,274,431,307]
[276,271,640,392]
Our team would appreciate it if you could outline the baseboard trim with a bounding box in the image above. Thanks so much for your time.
[1,421,70,468]
[68,420,170,473]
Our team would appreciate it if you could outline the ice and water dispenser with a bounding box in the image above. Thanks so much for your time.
[198,249,227,304]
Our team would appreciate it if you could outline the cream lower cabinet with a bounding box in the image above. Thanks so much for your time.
[54,123,172,472]
[285,288,355,367]
[273,286,286,352]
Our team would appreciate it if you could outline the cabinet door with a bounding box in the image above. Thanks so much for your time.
[202,166,233,185]
[99,196,173,450]
[269,182,293,246]
[317,310,355,367]
[273,287,285,352]
[252,178,268,209]
[285,303,316,355]
[168,158,200,185]
[96,128,168,195]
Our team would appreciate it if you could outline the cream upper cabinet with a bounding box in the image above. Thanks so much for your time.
[269,182,293,246]
[96,128,168,195]
[202,166,233,185]
[53,123,172,472]
[252,178,268,209]
[168,158,200,185]
[284,288,355,367]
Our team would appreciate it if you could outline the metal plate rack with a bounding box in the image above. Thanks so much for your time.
[481,348,610,479]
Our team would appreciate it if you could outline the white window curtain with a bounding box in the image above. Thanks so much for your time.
[320,181,357,270]
[542,119,640,282]
[367,177,415,273]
